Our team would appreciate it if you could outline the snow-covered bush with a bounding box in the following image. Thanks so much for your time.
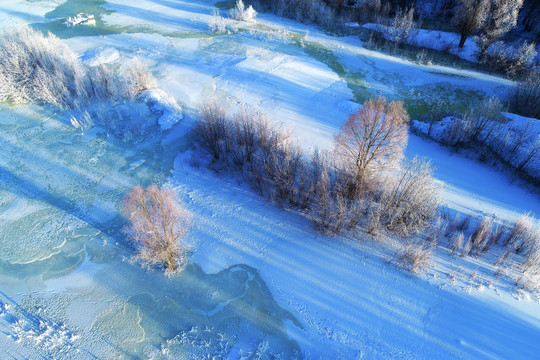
[482,41,537,78]
[0,27,86,110]
[415,95,540,184]
[396,242,434,273]
[210,10,228,33]
[123,185,192,274]
[230,0,257,22]
[450,231,465,255]
[457,214,471,232]
[510,69,540,120]
[460,234,472,257]
[123,58,157,99]
[504,213,537,255]
[425,217,444,246]
[367,157,441,237]
[470,216,492,256]
[517,239,540,292]
[0,26,163,142]
[386,7,417,46]
[311,152,363,234]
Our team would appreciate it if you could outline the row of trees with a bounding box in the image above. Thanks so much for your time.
[194,98,441,246]
[123,99,538,290]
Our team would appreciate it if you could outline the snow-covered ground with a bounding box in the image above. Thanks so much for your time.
[0,0,539,359]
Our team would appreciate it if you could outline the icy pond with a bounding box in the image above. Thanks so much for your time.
[1,0,539,359]
[0,104,301,358]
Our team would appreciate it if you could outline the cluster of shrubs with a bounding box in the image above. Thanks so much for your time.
[444,212,540,292]
[416,97,540,184]
[480,41,538,79]
[195,99,540,288]
[195,98,442,270]
[0,26,157,141]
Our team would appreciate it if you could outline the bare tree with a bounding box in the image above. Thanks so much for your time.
[123,186,192,273]
[334,97,409,191]
[452,0,489,49]
[477,0,524,57]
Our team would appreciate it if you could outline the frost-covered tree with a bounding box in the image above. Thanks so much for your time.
[388,7,417,46]
[334,97,409,188]
[123,186,191,274]
[452,0,489,48]
[478,0,524,57]
[230,0,258,22]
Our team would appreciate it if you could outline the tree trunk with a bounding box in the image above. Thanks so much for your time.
[459,33,467,48]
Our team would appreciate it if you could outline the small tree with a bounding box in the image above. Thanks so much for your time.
[452,0,489,49]
[388,7,417,46]
[123,186,191,273]
[334,97,409,190]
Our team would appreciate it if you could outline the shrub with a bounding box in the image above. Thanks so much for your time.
[0,27,157,110]
[504,213,536,254]
[230,0,258,22]
[0,26,86,110]
[425,217,444,246]
[0,26,159,142]
[510,69,540,120]
[334,97,409,191]
[210,9,228,33]
[460,235,472,257]
[123,186,192,274]
[396,242,433,273]
[468,97,505,143]
[481,41,537,78]
[457,214,471,232]
[450,231,465,255]
[194,103,230,160]
[311,152,362,234]
[369,157,442,237]
[517,240,540,292]
[470,216,492,256]
[123,58,157,99]
[476,0,524,58]
[387,7,417,46]
[440,117,472,147]
[484,221,505,252]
